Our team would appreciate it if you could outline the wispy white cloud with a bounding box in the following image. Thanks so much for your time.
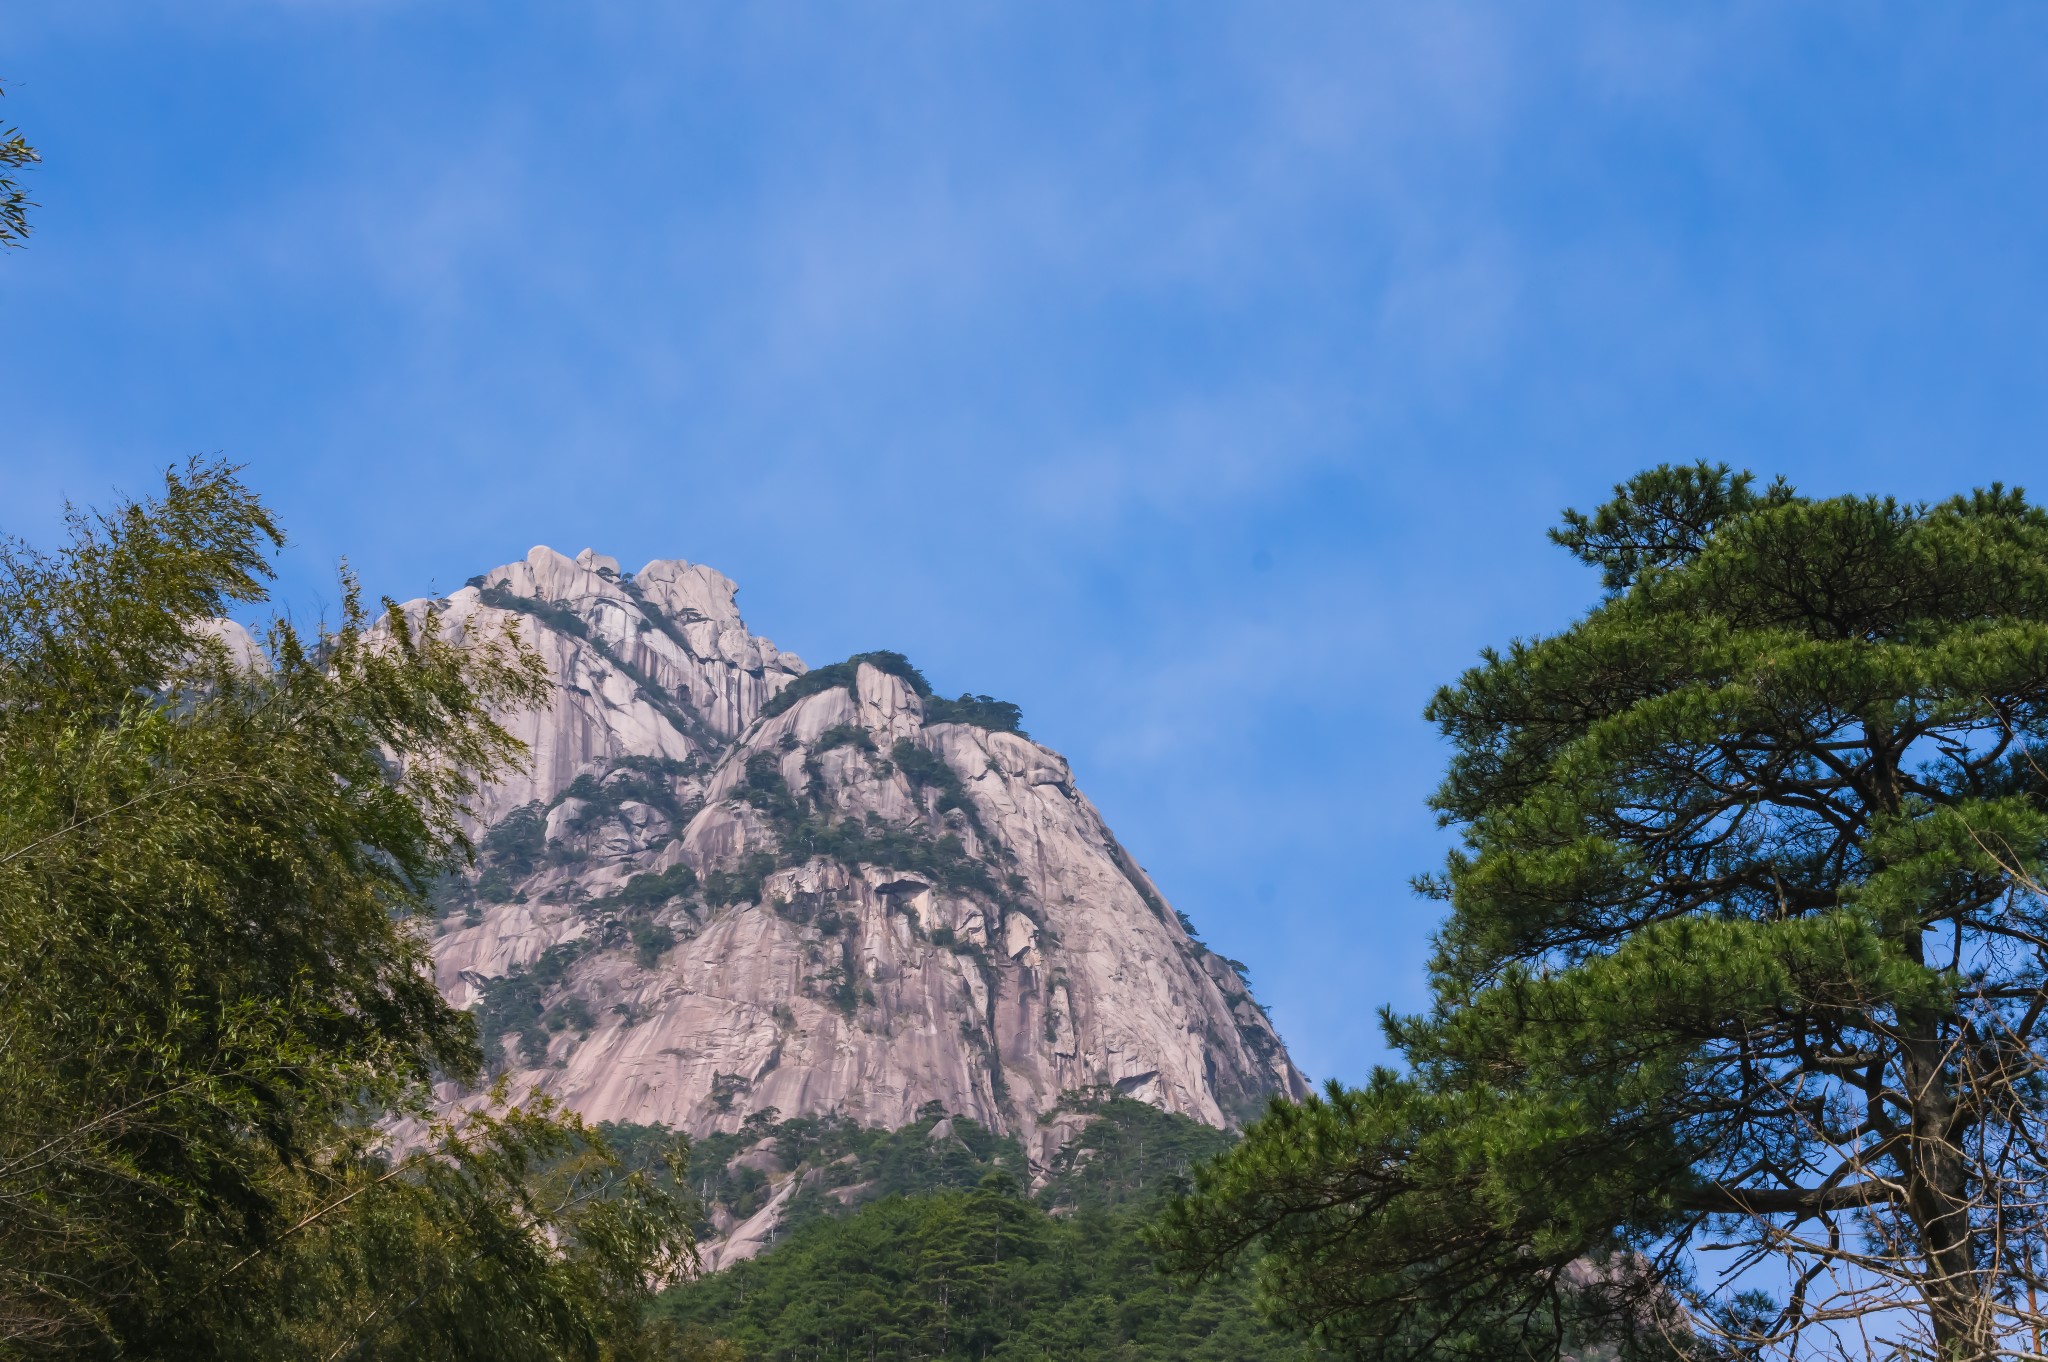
[11,1,2045,1083]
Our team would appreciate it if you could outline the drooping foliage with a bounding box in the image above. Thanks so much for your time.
[0,80,35,249]
[0,462,694,1357]
[1158,465,2048,1362]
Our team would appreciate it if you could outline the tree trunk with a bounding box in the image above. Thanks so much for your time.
[1875,733,1994,1361]
[1900,1019,1990,1360]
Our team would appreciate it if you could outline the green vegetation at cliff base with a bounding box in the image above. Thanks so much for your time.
[645,1097,1323,1361]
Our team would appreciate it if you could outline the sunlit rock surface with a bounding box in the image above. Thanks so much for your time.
[401,545,1309,1174]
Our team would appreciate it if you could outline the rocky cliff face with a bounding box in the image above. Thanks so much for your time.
[408,546,1308,1167]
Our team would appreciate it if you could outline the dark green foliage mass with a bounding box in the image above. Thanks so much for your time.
[558,758,694,826]
[546,994,597,1034]
[562,771,606,801]
[657,1101,1321,1361]
[1549,460,1795,594]
[890,738,972,817]
[737,743,996,898]
[757,649,1027,736]
[812,723,876,754]
[704,850,780,909]
[758,650,932,719]
[484,801,550,876]
[476,941,591,1068]
[0,463,692,1356]
[1158,466,2048,1361]
[669,1104,1028,1239]
[476,800,552,901]
[586,865,698,968]
[630,917,677,968]
[592,862,699,914]
[742,750,805,826]
[661,1180,1320,1362]
[1036,1094,1236,1214]
[924,692,1028,735]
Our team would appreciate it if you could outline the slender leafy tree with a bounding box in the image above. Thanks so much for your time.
[0,462,693,1357]
[1158,465,2048,1361]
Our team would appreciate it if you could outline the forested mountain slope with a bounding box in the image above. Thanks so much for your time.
[651,1098,1325,1361]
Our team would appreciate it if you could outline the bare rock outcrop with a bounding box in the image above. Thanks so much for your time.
[413,546,1309,1172]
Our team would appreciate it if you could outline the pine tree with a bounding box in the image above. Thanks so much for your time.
[1158,465,2048,1361]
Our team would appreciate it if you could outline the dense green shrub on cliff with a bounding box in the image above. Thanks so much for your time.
[890,738,984,832]
[631,917,677,968]
[483,801,549,874]
[704,850,781,908]
[923,692,1027,735]
[812,722,876,753]
[554,758,692,828]
[474,941,591,1068]
[734,741,994,896]
[592,862,698,912]
[759,650,932,719]
[759,650,1027,736]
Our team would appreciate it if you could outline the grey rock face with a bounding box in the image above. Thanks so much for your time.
[413,545,1308,1166]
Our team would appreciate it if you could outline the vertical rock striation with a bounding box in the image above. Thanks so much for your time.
[412,546,1309,1167]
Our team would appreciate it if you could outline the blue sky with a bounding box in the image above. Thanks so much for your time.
[4,4,2046,1084]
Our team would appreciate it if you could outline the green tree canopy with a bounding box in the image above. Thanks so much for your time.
[0,463,693,1358]
[1158,465,2048,1362]
[661,1160,1323,1361]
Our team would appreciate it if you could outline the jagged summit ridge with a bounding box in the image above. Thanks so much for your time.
[410,545,1308,1161]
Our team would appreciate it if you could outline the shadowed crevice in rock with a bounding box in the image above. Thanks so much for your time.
[397,544,1311,1183]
